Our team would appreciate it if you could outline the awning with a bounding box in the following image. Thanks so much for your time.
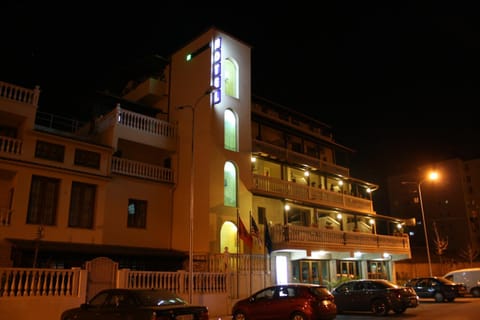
[6,238,186,258]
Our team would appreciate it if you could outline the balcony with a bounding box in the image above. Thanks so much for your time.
[95,106,177,152]
[0,136,23,157]
[111,157,174,183]
[251,102,333,142]
[269,224,411,257]
[253,139,349,177]
[252,174,373,214]
[122,77,168,106]
[0,81,39,106]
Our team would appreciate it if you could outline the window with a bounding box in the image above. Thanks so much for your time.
[258,207,266,225]
[224,161,237,207]
[337,260,360,279]
[75,149,101,169]
[69,181,96,228]
[27,175,60,225]
[224,109,238,151]
[35,140,65,162]
[128,199,147,228]
[224,58,238,98]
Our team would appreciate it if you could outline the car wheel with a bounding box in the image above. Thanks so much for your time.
[233,311,246,320]
[471,287,480,298]
[434,292,445,302]
[393,307,406,314]
[290,312,307,320]
[371,299,389,316]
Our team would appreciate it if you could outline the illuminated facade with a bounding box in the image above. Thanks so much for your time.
[0,28,413,294]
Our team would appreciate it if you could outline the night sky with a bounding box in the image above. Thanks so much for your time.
[2,3,479,213]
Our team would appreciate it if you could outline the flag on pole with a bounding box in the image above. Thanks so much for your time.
[251,215,263,247]
[264,222,273,254]
[238,216,253,248]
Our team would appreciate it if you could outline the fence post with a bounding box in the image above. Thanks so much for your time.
[116,269,129,288]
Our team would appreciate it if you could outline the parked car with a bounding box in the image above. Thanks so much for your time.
[404,276,467,302]
[443,267,480,296]
[331,279,419,316]
[470,285,480,298]
[231,283,337,320]
[60,288,209,320]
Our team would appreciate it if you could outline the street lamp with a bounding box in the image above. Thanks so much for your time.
[176,86,215,303]
[402,171,439,277]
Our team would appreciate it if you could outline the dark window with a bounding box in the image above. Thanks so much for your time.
[258,207,266,225]
[0,125,17,138]
[35,140,65,162]
[69,181,96,228]
[306,146,317,157]
[128,199,147,228]
[74,149,101,169]
[27,175,60,225]
[291,142,302,153]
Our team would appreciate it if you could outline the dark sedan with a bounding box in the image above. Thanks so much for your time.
[60,288,209,320]
[404,276,467,302]
[331,279,419,316]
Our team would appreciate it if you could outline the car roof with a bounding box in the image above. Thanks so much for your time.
[342,279,387,282]
[444,268,480,274]
[273,283,327,287]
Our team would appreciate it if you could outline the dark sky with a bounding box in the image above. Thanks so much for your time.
[2,3,479,213]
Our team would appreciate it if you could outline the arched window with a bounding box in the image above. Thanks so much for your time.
[224,161,237,207]
[224,109,238,151]
[225,58,238,98]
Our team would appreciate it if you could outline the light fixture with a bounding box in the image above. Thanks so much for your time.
[176,87,215,303]
[401,171,440,277]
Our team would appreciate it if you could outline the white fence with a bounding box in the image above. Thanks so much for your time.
[0,263,266,320]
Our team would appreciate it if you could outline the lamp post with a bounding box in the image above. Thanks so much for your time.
[176,86,215,303]
[402,171,439,277]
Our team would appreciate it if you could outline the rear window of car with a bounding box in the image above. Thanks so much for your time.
[436,277,455,285]
[309,286,332,297]
[375,280,399,289]
[136,290,187,306]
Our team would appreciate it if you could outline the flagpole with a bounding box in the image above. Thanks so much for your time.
[236,208,240,299]
[263,216,267,288]
[249,211,253,295]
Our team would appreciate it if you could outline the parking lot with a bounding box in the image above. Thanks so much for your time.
[334,297,480,320]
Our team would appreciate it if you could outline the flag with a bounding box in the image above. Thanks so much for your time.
[251,215,262,247]
[265,223,273,254]
[238,216,253,248]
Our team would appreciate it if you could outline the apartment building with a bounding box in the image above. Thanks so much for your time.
[388,158,480,263]
[0,27,412,291]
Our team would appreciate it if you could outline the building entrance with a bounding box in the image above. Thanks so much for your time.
[292,259,330,285]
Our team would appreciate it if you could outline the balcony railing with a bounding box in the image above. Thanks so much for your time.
[270,224,411,255]
[253,139,349,176]
[252,174,373,214]
[0,136,23,156]
[0,81,39,106]
[111,157,174,183]
[97,105,176,138]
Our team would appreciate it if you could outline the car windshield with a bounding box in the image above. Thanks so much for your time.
[136,290,187,306]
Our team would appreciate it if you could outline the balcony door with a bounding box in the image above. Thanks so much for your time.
[292,260,329,285]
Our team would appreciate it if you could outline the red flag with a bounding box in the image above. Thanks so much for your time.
[238,217,253,248]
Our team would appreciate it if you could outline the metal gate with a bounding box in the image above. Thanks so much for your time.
[85,257,118,301]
